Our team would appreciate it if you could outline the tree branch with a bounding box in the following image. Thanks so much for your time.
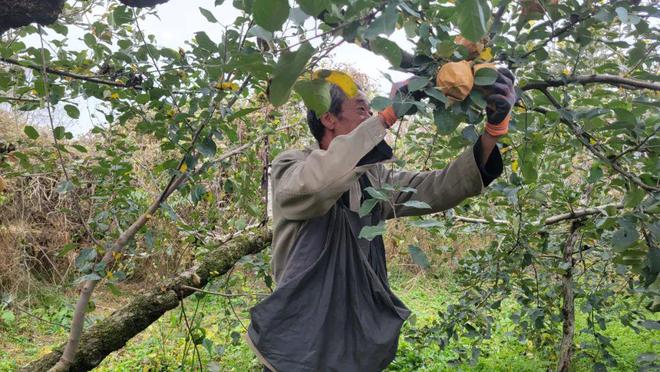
[522,74,660,92]
[520,12,592,59]
[1,57,140,89]
[543,203,623,225]
[22,231,272,372]
[536,88,660,192]
[452,203,625,227]
[488,0,513,39]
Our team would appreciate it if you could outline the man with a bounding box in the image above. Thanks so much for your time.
[246,69,516,372]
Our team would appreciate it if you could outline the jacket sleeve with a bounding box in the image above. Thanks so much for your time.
[272,116,387,220]
[378,144,502,219]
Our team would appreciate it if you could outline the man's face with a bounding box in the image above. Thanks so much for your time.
[332,91,373,137]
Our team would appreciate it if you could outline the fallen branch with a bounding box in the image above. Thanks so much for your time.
[522,74,660,92]
[22,231,272,372]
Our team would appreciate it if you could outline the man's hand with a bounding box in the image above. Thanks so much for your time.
[485,68,516,125]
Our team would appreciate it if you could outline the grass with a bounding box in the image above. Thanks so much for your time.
[1,260,657,371]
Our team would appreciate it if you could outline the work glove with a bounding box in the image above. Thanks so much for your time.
[379,79,427,127]
[483,68,517,137]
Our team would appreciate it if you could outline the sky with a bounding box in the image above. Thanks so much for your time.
[3,0,415,136]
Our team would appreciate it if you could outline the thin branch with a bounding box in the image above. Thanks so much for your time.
[0,57,139,89]
[488,0,513,39]
[544,203,623,225]
[522,74,660,92]
[452,203,625,227]
[520,13,592,59]
[452,215,509,225]
[612,127,660,161]
[180,285,267,298]
[537,88,660,192]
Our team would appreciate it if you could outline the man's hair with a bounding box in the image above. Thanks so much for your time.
[306,83,361,143]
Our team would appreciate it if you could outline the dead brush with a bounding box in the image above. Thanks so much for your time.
[385,218,494,277]
[0,173,90,296]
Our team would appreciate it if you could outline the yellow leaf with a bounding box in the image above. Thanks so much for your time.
[113,251,122,261]
[512,159,519,173]
[589,138,596,145]
[179,163,188,173]
[479,48,493,61]
[110,92,120,100]
[106,271,114,279]
[216,81,240,91]
[312,70,359,98]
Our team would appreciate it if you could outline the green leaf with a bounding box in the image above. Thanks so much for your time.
[56,180,73,194]
[106,283,122,296]
[112,5,133,26]
[199,7,218,23]
[293,80,331,115]
[364,3,398,40]
[455,0,491,42]
[624,187,645,208]
[296,0,329,17]
[402,200,431,209]
[434,107,461,134]
[639,320,660,330]
[359,199,379,217]
[612,226,639,251]
[407,77,430,92]
[53,126,66,140]
[58,243,77,257]
[24,125,39,139]
[64,104,80,119]
[370,96,391,111]
[425,87,448,106]
[196,136,217,157]
[370,37,402,67]
[358,221,386,241]
[194,32,217,52]
[473,67,497,86]
[409,219,442,228]
[83,33,96,48]
[254,0,290,32]
[78,273,102,282]
[408,245,431,270]
[364,186,388,201]
[269,42,315,106]
[190,184,207,204]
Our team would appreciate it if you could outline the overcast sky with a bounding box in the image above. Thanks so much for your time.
[4,0,414,136]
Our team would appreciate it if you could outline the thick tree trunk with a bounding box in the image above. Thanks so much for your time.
[0,0,65,34]
[119,0,171,7]
[0,0,170,34]
[22,231,271,372]
[557,222,580,372]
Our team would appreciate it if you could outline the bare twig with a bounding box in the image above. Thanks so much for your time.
[522,74,660,92]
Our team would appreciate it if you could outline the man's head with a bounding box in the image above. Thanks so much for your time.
[307,84,372,149]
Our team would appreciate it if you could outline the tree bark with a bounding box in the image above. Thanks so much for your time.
[119,0,171,7]
[22,231,272,372]
[557,222,580,372]
[0,0,65,34]
[0,0,171,34]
